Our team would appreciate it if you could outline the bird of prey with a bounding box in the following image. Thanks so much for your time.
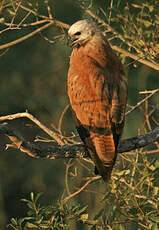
[67,19,127,182]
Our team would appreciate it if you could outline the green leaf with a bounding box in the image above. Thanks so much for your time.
[143,3,154,12]
[35,216,43,224]
[155,160,159,168]
[35,192,43,203]
[114,169,130,176]
[18,217,33,225]
[30,192,34,202]
[80,213,88,222]
[18,218,26,225]
[21,199,34,209]
[39,224,50,228]
[149,223,158,230]
[150,216,159,223]
[10,218,18,226]
[0,18,4,23]
[21,198,31,203]
[148,5,154,12]
[25,222,39,228]
[27,210,35,216]
[75,206,88,215]
[153,187,159,197]
[131,4,142,9]
[137,19,152,28]
[72,205,79,213]
[7,9,16,16]
[120,225,125,230]
[27,202,34,210]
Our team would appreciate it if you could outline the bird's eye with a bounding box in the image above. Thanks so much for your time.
[74,31,81,36]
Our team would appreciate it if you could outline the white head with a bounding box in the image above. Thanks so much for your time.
[68,19,99,47]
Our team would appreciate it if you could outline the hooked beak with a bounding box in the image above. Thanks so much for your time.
[67,36,79,47]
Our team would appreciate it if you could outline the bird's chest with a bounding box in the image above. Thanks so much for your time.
[67,51,99,104]
[67,49,110,126]
[68,73,96,125]
[68,73,94,104]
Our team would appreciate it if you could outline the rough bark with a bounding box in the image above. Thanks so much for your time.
[0,122,158,159]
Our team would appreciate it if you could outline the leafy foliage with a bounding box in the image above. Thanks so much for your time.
[8,193,88,230]
[7,149,159,230]
[116,0,159,63]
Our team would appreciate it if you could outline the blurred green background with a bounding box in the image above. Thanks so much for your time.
[0,0,158,228]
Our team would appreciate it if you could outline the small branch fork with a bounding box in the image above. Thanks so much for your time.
[0,111,64,145]
[0,112,159,160]
[126,89,159,115]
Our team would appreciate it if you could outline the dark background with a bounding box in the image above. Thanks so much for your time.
[0,0,158,228]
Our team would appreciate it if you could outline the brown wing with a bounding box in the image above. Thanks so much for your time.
[87,70,127,181]
[110,76,128,150]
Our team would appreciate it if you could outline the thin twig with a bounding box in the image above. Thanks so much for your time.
[0,0,5,13]
[108,0,113,25]
[61,176,101,204]
[130,151,138,187]
[9,0,21,28]
[85,9,126,44]
[45,0,53,20]
[0,111,64,145]
[4,19,49,27]
[0,20,69,50]
[58,104,70,135]
[17,10,32,28]
[126,89,159,115]
[65,159,73,195]
[112,45,159,71]
[0,22,53,50]
[139,89,159,94]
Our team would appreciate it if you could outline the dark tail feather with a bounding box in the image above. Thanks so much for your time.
[94,165,113,182]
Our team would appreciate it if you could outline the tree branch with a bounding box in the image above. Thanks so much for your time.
[85,9,159,71]
[0,112,64,145]
[126,89,159,115]
[112,46,159,72]
[0,114,158,160]
[1,7,159,71]
[0,19,69,50]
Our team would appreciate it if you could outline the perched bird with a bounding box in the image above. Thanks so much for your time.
[67,20,127,182]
